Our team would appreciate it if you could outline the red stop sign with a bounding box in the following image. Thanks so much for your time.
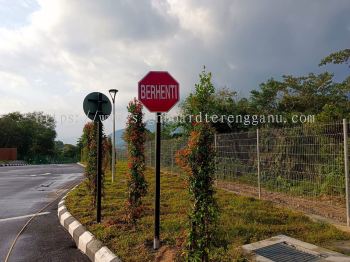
[138,71,179,112]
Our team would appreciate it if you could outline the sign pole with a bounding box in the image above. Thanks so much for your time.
[138,71,179,250]
[154,112,161,249]
[97,119,102,223]
[96,93,103,223]
[83,92,112,224]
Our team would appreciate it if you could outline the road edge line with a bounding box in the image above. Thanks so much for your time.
[58,187,121,262]
[77,162,86,168]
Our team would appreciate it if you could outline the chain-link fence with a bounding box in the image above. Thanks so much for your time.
[144,138,187,174]
[215,122,349,224]
[116,121,350,224]
[216,123,345,197]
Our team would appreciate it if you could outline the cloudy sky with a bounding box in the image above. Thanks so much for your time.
[0,0,349,144]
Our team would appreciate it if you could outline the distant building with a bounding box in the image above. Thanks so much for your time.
[0,148,17,161]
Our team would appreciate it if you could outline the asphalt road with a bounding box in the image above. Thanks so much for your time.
[0,164,90,262]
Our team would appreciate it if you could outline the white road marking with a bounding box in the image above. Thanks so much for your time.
[0,212,50,222]
[29,173,50,177]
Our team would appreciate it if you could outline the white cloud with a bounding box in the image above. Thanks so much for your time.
[0,71,29,89]
[0,0,349,143]
[166,0,216,40]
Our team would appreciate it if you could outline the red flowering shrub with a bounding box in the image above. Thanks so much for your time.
[102,136,112,172]
[124,98,148,224]
[176,122,218,262]
[82,122,98,204]
[81,122,110,206]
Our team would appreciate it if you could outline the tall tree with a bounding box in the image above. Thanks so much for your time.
[250,72,350,123]
[179,67,215,133]
[180,68,250,133]
[319,49,350,67]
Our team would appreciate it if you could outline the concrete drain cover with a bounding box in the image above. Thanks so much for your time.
[242,235,350,262]
[254,242,319,262]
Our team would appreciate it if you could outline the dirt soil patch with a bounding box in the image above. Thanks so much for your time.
[155,246,177,262]
[217,180,347,224]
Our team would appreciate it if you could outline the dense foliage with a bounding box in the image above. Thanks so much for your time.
[54,140,80,163]
[0,112,57,163]
[0,111,80,163]
[176,122,218,262]
[124,98,148,224]
[250,72,350,124]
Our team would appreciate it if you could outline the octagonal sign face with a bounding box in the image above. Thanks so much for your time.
[138,71,179,112]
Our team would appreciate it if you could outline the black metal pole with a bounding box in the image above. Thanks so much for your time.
[154,112,161,249]
[96,94,103,223]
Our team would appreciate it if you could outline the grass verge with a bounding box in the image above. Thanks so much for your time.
[65,161,350,261]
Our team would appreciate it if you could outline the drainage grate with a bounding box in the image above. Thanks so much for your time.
[254,242,320,262]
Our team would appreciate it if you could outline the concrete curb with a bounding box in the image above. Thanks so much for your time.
[77,162,86,168]
[58,186,121,262]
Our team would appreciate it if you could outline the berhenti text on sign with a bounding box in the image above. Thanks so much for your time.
[139,84,178,100]
[138,71,179,113]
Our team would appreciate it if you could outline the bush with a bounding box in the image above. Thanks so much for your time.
[83,122,98,204]
[176,122,218,262]
[81,122,110,205]
[124,98,148,224]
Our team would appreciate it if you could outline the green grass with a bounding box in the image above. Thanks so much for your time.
[214,158,346,199]
[65,161,350,261]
